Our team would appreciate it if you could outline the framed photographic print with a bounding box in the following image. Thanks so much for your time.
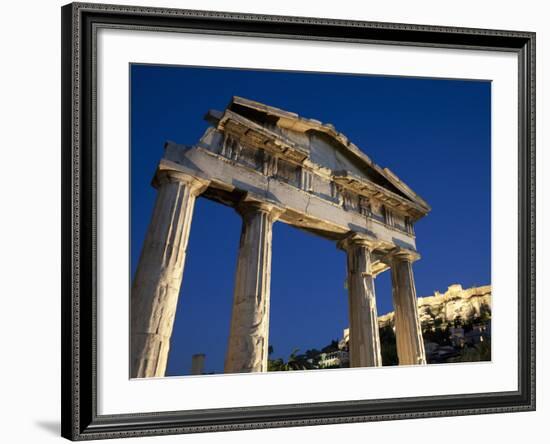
[61,2,536,440]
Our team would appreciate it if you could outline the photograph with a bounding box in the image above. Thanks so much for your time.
[58,3,536,439]
[0,0,543,442]
[129,64,492,378]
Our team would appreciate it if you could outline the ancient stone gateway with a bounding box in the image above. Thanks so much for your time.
[130,96,431,378]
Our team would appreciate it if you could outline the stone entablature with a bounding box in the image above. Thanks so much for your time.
[131,97,431,377]
[199,97,429,239]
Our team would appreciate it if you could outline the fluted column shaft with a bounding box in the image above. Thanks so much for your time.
[131,170,209,378]
[341,236,382,367]
[390,252,426,365]
[224,201,281,373]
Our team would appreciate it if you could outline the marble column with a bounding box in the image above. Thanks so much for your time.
[191,354,205,376]
[339,234,382,367]
[390,249,427,365]
[130,169,209,378]
[224,200,283,373]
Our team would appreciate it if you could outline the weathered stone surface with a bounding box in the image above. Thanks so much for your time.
[161,149,417,251]
[339,234,382,367]
[224,199,283,373]
[163,95,430,252]
[390,250,427,366]
[130,169,209,378]
[132,97,432,375]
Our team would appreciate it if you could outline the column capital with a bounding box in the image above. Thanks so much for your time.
[342,233,383,367]
[389,247,426,365]
[152,167,210,196]
[337,232,381,252]
[236,195,285,221]
[387,247,421,264]
[131,167,203,377]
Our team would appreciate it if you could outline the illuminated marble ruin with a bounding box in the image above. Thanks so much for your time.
[131,97,431,377]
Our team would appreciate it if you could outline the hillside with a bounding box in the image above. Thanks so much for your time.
[378,284,491,328]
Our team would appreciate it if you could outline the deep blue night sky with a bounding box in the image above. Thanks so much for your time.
[130,64,491,376]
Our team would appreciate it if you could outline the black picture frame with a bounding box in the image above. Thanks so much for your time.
[61,2,536,440]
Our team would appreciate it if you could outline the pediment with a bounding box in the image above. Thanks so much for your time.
[205,96,430,216]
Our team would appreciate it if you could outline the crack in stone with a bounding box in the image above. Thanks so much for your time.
[304,194,312,216]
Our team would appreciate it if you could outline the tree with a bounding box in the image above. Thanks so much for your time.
[268,357,285,371]
[284,349,315,370]
[268,348,318,371]
[449,339,491,363]
[304,348,322,368]
[267,345,281,370]
[321,340,339,353]
[479,304,492,321]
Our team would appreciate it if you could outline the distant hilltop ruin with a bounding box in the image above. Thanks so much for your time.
[378,284,491,328]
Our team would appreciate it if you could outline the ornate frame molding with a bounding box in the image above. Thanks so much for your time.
[61,2,535,440]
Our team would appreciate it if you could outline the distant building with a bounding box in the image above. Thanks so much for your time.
[339,328,350,350]
[318,350,349,368]
[327,285,491,367]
